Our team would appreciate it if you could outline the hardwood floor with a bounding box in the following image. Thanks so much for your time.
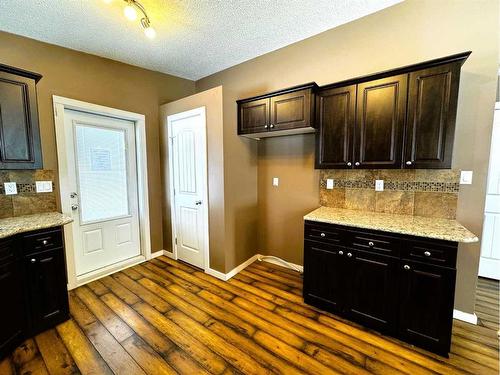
[1,257,498,374]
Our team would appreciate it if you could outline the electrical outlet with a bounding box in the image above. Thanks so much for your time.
[375,180,384,191]
[36,181,53,193]
[460,171,473,185]
[4,182,17,195]
[272,177,279,187]
[326,179,334,189]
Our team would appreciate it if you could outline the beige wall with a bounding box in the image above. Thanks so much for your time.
[0,31,195,252]
[160,87,226,271]
[196,0,499,312]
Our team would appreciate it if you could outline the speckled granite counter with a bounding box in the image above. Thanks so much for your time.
[304,206,478,243]
[0,212,73,239]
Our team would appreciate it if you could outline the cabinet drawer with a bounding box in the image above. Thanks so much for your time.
[402,241,457,268]
[0,238,15,265]
[304,222,345,245]
[22,228,63,255]
[350,231,401,257]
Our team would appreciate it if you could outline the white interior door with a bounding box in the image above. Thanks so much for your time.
[63,109,141,276]
[168,107,208,269]
[479,106,500,280]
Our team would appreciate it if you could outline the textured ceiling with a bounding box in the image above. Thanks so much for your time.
[0,0,402,80]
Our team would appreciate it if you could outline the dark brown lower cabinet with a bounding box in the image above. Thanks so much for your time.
[0,227,69,359]
[303,221,458,356]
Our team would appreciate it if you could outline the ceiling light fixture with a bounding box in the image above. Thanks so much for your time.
[114,0,156,38]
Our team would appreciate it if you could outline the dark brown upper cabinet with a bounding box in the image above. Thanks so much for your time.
[237,83,317,139]
[404,62,462,168]
[355,75,407,169]
[0,64,43,169]
[315,85,355,168]
[315,51,470,169]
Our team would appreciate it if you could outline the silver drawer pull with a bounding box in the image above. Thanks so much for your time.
[368,241,374,247]
[347,252,353,258]
[403,264,410,270]
[42,240,48,245]
[424,251,431,257]
[31,258,36,263]
[339,250,344,255]
[320,233,326,238]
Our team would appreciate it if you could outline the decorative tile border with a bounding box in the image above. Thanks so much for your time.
[320,179,459,193]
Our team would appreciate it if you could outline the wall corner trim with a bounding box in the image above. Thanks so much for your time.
[453,309,478,325]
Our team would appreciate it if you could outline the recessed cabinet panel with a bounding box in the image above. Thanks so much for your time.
[0,65,42,169]
[270,89,311,131]
[315,85,355,168]
[239,98,269,134]
[355,75,407,169]
[405,63,461,168]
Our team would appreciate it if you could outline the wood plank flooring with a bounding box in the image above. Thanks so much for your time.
[1,257,498,374]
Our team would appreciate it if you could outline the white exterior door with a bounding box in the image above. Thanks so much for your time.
[63,109,141,276]
[479,106,500,280]
[168,107,208,269]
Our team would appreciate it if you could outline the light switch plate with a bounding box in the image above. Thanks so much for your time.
[4,182,17,195]
[375,180,384,191]
[460,171,473,185]
[36,181,53,193]
[272,177,279,187]
[326,179,334,189]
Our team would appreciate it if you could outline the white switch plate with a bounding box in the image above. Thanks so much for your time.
[375,180,384,191]
[460,171,473,185]
[4,182,17,195]
[326,179,334,189]
[272,177,279,187]
[36,181,53,193]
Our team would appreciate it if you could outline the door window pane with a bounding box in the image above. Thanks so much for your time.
[75,124,130,223]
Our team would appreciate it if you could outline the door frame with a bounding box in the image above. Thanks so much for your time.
[167,107,210,270]
[52,95,151,289]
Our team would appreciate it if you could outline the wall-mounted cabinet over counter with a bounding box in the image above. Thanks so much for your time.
[316,52,470,169]
[0,63,43,170]
[237,82,318,139]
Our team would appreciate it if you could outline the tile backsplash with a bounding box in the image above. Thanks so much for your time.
[319,169,460,219]
[0,170,57,218]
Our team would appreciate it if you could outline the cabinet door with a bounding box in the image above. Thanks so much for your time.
[270,89,312,131]
[303,240,346,314]
[238,98,270,135]
[346,250,399,333]
[0,260,26,359]
[315,85,355,169]
[0,71,42,169]
[26,249,69,334]
[354,75,407,169]
[398,260,455,355]
[405,63,461,168]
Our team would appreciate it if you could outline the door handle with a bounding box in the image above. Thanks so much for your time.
[195,200,202,205]
[71,204,79,211]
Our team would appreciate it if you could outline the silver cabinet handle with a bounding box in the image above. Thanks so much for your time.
[31,258,36,263]
[347,252,353,258]
[195,200,202,205]
[71,204,79,211]
[368,241,374,247]
[269,124,275,129]
[355,162,360,166]
[264,125,268,129]
[404,264,410,270]
[347,162,352,167]
[338,250,344,255]
[320,233,326,238]
[42,240,48,245]
[424,251,431,257]
[406,161,412,165]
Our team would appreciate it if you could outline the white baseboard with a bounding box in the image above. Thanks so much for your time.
[150,250,164,259]
[453,309,478,325]
[161,250,176,259]
[257,255,303,273]
[205,254,260,281]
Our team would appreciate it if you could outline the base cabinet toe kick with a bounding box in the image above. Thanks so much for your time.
[303,220,458,356]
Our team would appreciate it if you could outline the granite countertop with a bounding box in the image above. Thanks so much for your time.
[0,212,73,239]
[304,206,478,243]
